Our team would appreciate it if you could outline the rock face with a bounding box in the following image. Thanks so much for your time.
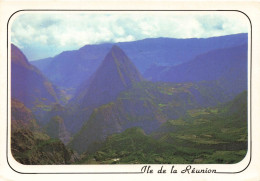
[11,44,62,109]
[11,99,76,165]
[11,129,73,165]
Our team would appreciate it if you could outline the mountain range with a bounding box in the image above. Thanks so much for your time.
[144,44,247,81]
[31,33,248,92]
[11,33,248,164]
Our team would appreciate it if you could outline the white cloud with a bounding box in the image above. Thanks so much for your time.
[11,12,249,60]
[115,35,135,43]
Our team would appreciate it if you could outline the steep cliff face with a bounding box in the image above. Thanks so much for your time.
[11,99,77,164]
[11,129,74,165]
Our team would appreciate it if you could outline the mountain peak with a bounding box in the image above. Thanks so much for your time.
[103,45,133,66]
[109,45,125,55]
[76,45,143,108]
[111,45,121,51]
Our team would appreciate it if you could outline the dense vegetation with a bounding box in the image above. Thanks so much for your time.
[78,91,247,164]
[11,128,76,164]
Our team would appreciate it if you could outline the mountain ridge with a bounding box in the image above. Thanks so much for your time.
[31,33,248,91]
[11,44,63,109]
[144,43,247,93]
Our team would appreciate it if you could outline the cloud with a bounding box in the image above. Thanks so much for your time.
[11,12,249,60]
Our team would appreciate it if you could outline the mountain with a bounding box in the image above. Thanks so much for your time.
[11,44,64,109]
[58,45,143,134]
[32,33,248,91]
[73,45,143,108]
[11,99,77,164]
[77,91,247,164]
[144,44,248,94]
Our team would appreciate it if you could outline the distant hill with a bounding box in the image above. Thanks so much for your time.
[144,44,247,88]
[32,33,248,91]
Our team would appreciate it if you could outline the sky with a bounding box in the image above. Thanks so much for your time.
[11,12,249,61]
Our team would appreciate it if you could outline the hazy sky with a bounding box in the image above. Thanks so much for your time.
[11,12,249,61]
